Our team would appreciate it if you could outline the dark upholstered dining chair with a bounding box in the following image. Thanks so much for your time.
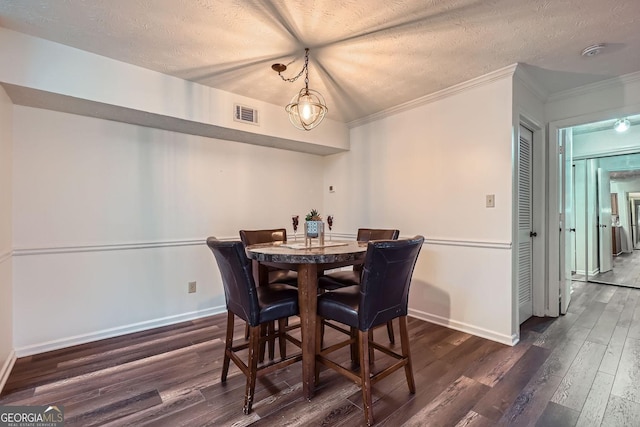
[206,237,302,415]
[239,228,298,286]
[239,228,299,358]
[315,236,424,426]
[318,228,400,343]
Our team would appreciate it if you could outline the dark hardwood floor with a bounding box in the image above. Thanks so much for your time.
[2,281,640,426]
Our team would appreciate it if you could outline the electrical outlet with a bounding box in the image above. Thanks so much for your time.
[188,281,197,293]
[486,194,495,208]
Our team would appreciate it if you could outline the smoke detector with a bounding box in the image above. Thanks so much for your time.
[581,44,605,57]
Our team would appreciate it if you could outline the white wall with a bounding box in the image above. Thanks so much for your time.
[12,106,325,355]
[573,125,640,159]
[546,75,640,124]
[0,27,349,154]
[324,75,516,344]
[0,86,14,390]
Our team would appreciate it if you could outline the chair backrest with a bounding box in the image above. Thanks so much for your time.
[356,228,400,242]
[353,228,400,272]
[206,237,260,326]
[358,235,424,331]
[239,228,287,246]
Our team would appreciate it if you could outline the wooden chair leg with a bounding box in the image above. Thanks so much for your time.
[258,323,267,363]
[399,316,416,393]
[350,327,359,365]
[268,321,276,361]
[221,311,234,383]
[368,330,375,363]
[359,329,374,426]
[244,326,261,414]
[315,315,323,385]
[244,322,250,340]
[278,318,287,360]
[386,319,395,344]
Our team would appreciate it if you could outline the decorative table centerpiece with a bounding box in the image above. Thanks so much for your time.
[304,209,325,246]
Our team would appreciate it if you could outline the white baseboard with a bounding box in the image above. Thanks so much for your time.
[15,306,226,357]
[408,308,518,346]
[0,349,16,394]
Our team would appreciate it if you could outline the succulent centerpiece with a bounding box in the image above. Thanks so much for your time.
[305,209,323,239]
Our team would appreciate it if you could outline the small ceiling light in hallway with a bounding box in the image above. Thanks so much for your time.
[614,118,631,132]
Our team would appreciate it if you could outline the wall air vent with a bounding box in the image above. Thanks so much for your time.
[234,104,259,126]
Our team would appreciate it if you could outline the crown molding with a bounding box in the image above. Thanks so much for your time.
[348,63,518,128]
[514,64,548,102]
[547,70,640,103]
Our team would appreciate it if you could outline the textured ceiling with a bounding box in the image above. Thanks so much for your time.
[1,0,640,123]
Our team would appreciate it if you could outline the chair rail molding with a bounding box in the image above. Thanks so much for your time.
[12,237,236,256]
[425,237,512,250]
[0,250,11,264]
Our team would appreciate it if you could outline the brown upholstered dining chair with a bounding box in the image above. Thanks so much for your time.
[239,228,298,286]
[206,238,301,415]
[315,236,424,426]
[319,228,400,343]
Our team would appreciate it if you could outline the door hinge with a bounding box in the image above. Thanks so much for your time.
[559,145,565,155]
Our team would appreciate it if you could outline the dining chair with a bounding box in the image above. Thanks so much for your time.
[239,228,298,286]
[319,228,400,343]
[239,228,299,359]
[315,236,424,426]
[206,237,302,415]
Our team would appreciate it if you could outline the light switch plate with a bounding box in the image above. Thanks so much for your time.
[486,194,495,208]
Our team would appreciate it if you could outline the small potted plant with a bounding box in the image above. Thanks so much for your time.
[305,209,323,239]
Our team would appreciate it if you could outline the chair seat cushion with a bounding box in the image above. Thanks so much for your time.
[319,270,360,290]
[268,270,298,286]
[317,285,360,328]
[257,283,299,324]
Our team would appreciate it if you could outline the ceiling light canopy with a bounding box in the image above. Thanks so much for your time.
[614,118,631,132]
[272,48,327,131]
[581,43,606,57]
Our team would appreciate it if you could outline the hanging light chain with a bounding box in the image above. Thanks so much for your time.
[277,48,310,84]
[303,50,309,92]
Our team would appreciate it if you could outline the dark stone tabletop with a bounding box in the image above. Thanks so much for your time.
[245,240,367,264]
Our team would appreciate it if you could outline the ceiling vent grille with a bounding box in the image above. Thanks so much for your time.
[234,104,259,125]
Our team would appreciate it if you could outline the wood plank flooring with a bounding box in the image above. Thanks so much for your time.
[2,281,640,426]
[589,249,640,288]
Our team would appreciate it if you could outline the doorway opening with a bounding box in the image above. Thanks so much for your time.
[564,114,640,290]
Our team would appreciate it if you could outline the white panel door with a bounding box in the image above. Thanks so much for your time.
[560,129,573,314]
[517,125,534,323]
[597,168,613,273]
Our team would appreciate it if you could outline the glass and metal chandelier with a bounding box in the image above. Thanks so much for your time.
[272,48,328,131]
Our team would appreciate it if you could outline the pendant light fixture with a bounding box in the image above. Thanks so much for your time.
[272,48,328,131]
